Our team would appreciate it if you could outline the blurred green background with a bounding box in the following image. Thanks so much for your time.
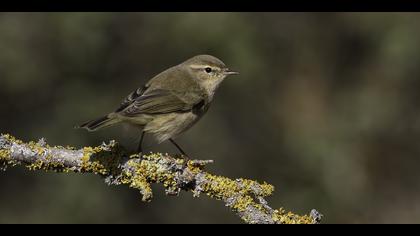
[1,12,420,224]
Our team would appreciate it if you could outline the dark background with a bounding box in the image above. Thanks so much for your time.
[1,12,420,223]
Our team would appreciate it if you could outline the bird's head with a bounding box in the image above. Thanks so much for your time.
[183,55,239,95]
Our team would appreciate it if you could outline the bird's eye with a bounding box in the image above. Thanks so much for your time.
[205,67,212,73]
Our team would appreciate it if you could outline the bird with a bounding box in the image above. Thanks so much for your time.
[77,54,239,157]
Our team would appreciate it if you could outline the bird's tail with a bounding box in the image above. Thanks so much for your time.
[76,113,120,132]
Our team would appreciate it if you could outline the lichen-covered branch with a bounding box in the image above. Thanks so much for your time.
[0,133,322,224]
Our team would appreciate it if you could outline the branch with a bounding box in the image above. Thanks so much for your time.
[0,133,322,224]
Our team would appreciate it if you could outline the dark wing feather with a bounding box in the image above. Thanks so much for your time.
[119,89,193,116]
[115,85,149,112]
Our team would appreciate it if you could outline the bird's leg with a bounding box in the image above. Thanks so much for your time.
[137,131,145,156]
[169,138,190,162]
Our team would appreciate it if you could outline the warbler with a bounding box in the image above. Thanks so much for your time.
[77,55,238,156]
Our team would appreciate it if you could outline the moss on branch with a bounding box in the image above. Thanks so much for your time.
[0,133,322,224]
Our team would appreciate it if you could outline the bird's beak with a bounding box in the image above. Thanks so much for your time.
[224,69,239,76]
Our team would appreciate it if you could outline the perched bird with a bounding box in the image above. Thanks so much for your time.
[77,55,238,157]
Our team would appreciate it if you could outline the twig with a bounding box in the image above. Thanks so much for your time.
[0,133,322,224]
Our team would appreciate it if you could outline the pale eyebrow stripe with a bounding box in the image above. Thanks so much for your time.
[190,64,221,71]
[189,64,207,69]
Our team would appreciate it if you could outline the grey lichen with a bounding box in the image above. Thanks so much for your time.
[0,133,322,224]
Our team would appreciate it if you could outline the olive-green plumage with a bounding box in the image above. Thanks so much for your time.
[78,55,238,150]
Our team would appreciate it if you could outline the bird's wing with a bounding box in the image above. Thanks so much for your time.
[118,89,195,116]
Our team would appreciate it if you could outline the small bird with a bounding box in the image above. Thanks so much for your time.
[77,55,238,157]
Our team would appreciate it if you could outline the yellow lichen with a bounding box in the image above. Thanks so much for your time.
[79,146,109,175]
[27,141,46,156]
[200,174,274,202]
[271,208,316,224]
[260,182,275,197]
[1,134,23,145]
[119,154,182,201]
[65,145,77,150]
[201,174,237,199]
[231,195,255,211]
[130,175,153,201]
[27,159,45,171]
[196,172,309,223]
[0,149,10,160]
[186,162,203,175]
